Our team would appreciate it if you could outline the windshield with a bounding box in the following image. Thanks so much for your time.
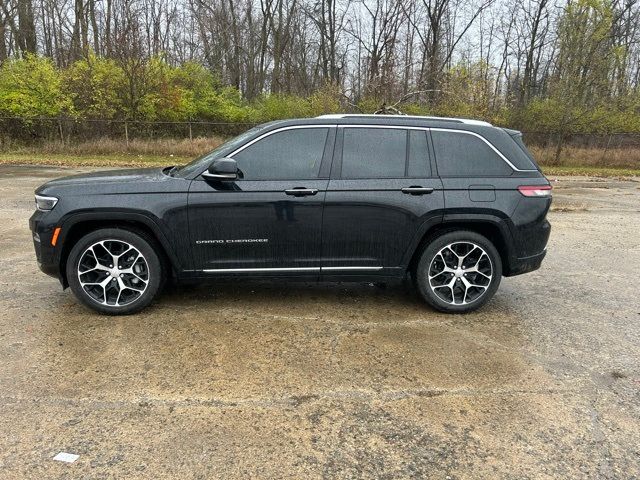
[176,125,266,177]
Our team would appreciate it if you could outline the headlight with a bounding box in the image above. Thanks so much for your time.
[35,194,58,211]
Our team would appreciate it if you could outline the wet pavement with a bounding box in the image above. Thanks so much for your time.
[0,166,639,479]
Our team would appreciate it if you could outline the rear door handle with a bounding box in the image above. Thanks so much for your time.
[285,187,318,196]
[401,186,434,195]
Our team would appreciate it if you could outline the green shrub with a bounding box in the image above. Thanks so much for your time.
[1,54,640,135]
[64,53,125,119]
[0,55,71,118]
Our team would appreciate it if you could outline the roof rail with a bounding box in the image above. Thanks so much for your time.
[315,113,492,127]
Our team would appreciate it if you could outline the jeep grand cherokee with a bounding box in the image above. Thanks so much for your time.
[30,114,552,314]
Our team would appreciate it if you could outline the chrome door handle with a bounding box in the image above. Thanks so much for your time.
[285,188,318,196]
[401,187,434,195]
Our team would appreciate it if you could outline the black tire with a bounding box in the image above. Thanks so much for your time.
[66,228,164,315]
[414,230,502,313]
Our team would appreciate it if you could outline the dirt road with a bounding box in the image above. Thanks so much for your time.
[1,166,639,478]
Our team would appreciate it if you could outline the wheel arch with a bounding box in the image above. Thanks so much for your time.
[405,216,516,276]
[58,212,179,288]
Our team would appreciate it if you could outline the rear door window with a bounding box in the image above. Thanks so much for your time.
[407,130,431,177]
[340,128,431,178]
[341,128,406,178]
[431,130,512,177]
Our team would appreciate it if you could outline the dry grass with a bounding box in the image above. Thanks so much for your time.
[550,202,589,213]
[541,165,640,178]
[2,136,224,158]
[0,152,190,168]
[3,137,640,168]
[530,145,640,169]
[1,136,640,177]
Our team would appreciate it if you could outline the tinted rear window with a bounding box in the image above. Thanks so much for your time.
[511,133,541,170]
[432,130,512,176]
[341,128,432,178]
[342,128,406,178]
[408,130,431,177]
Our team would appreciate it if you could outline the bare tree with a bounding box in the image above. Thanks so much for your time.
[0,0,638,117]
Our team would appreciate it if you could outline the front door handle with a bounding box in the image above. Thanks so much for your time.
[401,186,434,195]
[285,187,318,196]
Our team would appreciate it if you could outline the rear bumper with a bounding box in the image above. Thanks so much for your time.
[505,206,551,276]
[504,249,546,277]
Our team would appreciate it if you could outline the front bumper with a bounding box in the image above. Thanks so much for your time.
[29,210,62,282]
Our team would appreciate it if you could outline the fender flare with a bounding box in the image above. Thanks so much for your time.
[57,210,184,272]
[401,213,518,270]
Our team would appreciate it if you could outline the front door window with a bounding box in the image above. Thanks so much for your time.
[232,128,329,180]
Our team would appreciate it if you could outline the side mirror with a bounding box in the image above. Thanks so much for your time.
[202,158,238,181]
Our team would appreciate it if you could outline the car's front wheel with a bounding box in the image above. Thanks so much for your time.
[414,230,502,313]
[66,228,164,314]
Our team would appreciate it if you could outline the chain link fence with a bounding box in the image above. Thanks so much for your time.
[521,132,640,167]
[0,117,256,145]
[0,117,638,167]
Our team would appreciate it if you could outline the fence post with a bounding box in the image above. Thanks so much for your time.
[600,134,612,164]
[553,133,564,166]
[124,121,129,147]
[58,118,64,144]
[189,122,193,141]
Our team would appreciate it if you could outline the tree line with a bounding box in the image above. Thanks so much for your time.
[0,0,639,135]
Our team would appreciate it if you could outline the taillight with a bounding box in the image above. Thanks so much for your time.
[518,185,552,197]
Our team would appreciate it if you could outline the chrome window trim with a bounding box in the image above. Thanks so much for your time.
[227,124,336,158]
[338,124,535,172]
[338,124,429,131]
[221,122,535,174]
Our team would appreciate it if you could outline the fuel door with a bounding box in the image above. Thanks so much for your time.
[468,184,496,202]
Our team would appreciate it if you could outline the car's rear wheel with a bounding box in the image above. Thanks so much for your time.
[414,231,502,313]
[66,228,163,315]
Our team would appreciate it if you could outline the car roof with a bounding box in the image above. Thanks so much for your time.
[262,114,494,132]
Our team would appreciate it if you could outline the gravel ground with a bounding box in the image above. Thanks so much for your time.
[0,166,639,479]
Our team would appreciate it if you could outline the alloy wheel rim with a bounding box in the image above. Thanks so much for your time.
[77,239,149,307]
[428,241,493,306]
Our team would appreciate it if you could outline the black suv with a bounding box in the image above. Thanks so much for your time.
[30,115,551,314]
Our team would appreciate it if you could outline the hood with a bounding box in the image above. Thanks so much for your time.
[38,167,165,188]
